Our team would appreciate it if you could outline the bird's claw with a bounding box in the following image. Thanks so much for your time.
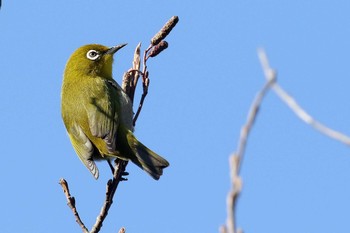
[120,171,129,181]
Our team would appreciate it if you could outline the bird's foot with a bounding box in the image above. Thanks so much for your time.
[120,171,129,181]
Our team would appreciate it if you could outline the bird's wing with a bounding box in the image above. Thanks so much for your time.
[68,123,99,179]
[86,79,120,154]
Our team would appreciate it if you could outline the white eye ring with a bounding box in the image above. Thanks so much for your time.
[86,50,100,60]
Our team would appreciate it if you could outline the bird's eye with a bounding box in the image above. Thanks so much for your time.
[86,50,100,60]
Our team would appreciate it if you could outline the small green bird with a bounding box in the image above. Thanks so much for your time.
[61,44,169,180]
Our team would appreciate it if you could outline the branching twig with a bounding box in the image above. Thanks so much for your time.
[235,76,276,174]
[122,43,141,102]
[222,48,350,233]
[132,16,179,126]
[132,46,151,126]
[222,75,275,233]
[59,179,89,233]
[90,159,128,233]
[59,159,127,233]
[258,48,350,146]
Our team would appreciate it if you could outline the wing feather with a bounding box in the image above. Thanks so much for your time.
[86,79,120,154]
[68,123,99,179]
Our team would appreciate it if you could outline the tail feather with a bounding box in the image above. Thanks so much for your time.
[126,131,169,180]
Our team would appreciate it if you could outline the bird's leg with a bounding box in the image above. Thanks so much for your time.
[107,159,115,174]
[113,159,129,181]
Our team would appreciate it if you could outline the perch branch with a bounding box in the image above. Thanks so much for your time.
[90,159,128,233]
[59,159,127,233]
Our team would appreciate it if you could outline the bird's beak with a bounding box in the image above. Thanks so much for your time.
[105,43,127,55]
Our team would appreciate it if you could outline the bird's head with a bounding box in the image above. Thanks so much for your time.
[65,43,127,78]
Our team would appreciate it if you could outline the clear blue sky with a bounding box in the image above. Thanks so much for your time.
[1,1,350,233]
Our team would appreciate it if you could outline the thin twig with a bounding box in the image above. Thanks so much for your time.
[274,83,350,145]
[122,43,141,102]
[132,44,153,126]
[133,74,149,126]
[132,16,178,125]
[59,179,89,233]
[223,47,350,233]
[223,77,274,233]
[60,160,127,233]
[90,159,128,233]
[132,43,142,88]
[258,48,350,146]
[236,77,275,173]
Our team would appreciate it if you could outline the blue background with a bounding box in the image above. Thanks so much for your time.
[1,1,350,233]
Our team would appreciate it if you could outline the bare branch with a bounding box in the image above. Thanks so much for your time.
[133,43,141,72]
[225,155,240,233]
[258,48,350,146]
[60,159,127,233]
[59,179,89,233]
[219,225,228,233]
[133,70,149,126]
[132,16,179,126]
[223,74,275,233]
[90,159,128,233]
[123,43,142,102]
[223,47,350,233]
[235,77,275,173]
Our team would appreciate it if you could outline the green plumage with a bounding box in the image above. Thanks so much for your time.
[61,44,169,180]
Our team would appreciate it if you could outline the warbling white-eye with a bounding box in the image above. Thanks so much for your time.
[61,44,169,180]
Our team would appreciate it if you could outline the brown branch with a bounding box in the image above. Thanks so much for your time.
[130,44,150,126]
[59,179,89,233]
[122,43,141,102]
[90,159,128,233]
[59,160,127,233]
[132,68,149,126]
[132,16,178,126]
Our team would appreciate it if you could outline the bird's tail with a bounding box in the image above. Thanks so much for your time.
[124,129,169,180]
